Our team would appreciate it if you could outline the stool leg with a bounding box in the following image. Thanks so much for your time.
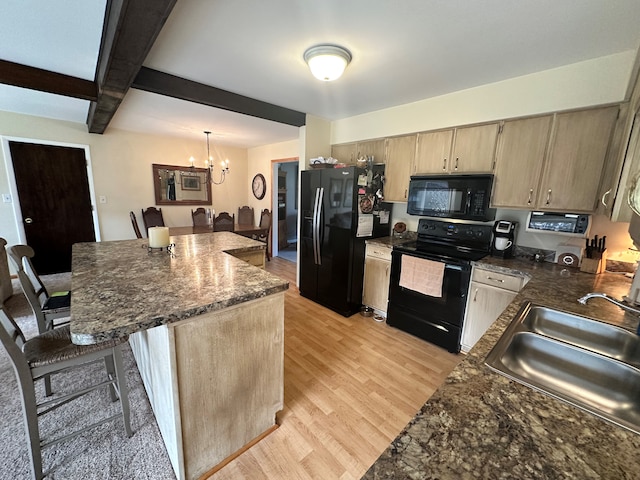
[112,346,132,437]
[18,374,43,479]
[104,355,118,402]
[43,374,52,397]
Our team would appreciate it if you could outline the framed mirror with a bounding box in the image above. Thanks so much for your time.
[152,163,212,206]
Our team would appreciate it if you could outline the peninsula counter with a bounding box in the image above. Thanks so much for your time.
[70,232,289,480]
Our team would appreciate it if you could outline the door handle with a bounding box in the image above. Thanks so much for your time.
[24,217,33,224]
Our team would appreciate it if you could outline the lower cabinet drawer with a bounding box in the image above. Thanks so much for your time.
[471,268,523,292]
[365,244,392,261]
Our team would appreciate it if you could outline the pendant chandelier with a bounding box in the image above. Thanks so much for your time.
[189,131,229,185]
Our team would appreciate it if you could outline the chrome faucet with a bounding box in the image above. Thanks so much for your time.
[577,292,640,316]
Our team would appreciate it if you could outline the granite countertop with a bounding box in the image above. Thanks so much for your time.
[364,256,640,479]
[367,232,417,248]
[70,231,289,345]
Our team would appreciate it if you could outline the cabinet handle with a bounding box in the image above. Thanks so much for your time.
[404,188,407,199]
[442,158,447,171]
[545,189,551,205]
[454,157,459,170]
[486,276,504,283]
[601,189,611,207]
[473,288,478,301]
[527,189,533,206]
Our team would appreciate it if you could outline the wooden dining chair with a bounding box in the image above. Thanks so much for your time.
[0,302,132,480]
[141,207,165,232]
[130,211,143,238]
[258,209,272,261]
[213,212,235,232]
[191,207,209,226]
[238,206,254,226]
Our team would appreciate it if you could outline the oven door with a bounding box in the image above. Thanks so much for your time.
[387,250,471,353]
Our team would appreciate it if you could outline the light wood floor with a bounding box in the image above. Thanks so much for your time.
[208,257,462,480]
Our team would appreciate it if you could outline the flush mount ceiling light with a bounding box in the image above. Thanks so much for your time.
[303,44,352,81]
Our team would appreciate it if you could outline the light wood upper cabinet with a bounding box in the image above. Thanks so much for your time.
[331,139,386,165]
[491,115,553,208]
[357,139,387,163]
[385,135,417,201]
[331,143,357,164]
[538,105,619,211]
[414,130,454,174]
[413,123,498,174]
[450,123,500,173]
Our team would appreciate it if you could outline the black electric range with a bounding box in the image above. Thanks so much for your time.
[387,219,493,352]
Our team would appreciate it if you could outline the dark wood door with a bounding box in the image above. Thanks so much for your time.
[10,141,95,274]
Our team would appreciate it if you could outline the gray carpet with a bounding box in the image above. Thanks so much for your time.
[0,274,176,479]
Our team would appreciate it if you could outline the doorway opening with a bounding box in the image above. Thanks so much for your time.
[271,159,298,264]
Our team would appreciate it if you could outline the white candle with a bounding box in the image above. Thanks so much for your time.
[148,226,170,248]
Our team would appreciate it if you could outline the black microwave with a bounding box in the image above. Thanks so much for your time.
[407,174,496,221]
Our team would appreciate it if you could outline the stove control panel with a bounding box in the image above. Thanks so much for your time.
[417,219,493,249]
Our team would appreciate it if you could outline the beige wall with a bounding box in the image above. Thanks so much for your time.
[247,138,299,219]
[0,113,249,243]
[331,50,636,144]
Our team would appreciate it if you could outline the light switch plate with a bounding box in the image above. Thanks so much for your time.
[2,194,11,203]
[99,195,107,204]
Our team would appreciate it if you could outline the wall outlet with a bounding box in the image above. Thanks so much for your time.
[2,194,11,203]
[99,195,107,204]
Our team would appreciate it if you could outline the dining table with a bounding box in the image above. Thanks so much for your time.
[168,224,267,238]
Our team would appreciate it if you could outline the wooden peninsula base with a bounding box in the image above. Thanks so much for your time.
[128,292,284,480]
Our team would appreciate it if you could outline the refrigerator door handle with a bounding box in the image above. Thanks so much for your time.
[316,187,324,265]
[312,187,321,265]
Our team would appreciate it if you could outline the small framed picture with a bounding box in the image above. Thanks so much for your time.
[182,176,201,191]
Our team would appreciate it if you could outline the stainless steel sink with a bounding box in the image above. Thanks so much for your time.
[486,301,640,435]
[520,304,640,368]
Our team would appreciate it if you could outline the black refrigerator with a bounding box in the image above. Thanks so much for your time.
[300,165,391,317]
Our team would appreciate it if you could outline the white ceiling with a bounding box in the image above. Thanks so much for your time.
[1,0,640,148]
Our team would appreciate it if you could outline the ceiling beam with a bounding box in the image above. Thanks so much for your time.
[87,0,177,134]
[132,67,307,128]
[0,59,97,101]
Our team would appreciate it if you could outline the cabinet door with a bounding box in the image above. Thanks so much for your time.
[491,116,552,208]
[461,282,516,352]
[538,105,619,211]
[331,143,357,164]
[451,123,499,173]
[384,135,417,201]
[357,139,387,163]
[363,256,391,314]
[414,130,454,174]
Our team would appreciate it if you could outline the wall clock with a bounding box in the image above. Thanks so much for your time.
[252,173,266,200]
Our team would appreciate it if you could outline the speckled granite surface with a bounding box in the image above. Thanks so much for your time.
[70,232,288,345]
[364,255,640,479]
[367,233,417,247]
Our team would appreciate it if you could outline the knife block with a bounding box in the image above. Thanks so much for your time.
[580,250,607,274]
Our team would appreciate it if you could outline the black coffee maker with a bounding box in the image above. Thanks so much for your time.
[491,220,517,258]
